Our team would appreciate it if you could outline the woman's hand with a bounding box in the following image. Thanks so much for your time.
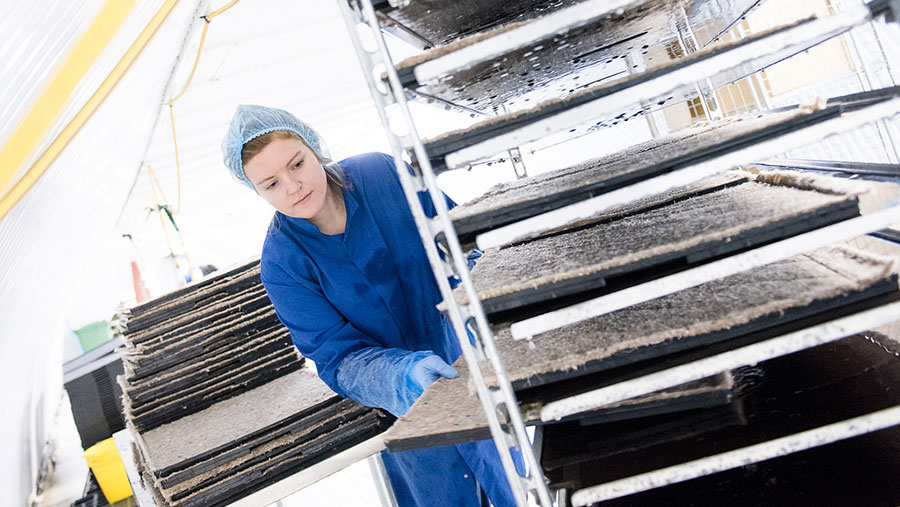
[407,354,459,393]
[336,349,458,417]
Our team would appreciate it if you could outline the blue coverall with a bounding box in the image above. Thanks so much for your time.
[259,152,520,506]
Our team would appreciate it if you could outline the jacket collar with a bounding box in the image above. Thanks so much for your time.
[280,185,358,239]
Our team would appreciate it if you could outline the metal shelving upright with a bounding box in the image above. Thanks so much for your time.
[337,0,554,503]
[337,0,900,505]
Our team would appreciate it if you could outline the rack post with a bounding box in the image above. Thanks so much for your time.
[336,1,554,505]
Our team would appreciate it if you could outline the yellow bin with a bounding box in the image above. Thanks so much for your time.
[82,437,133,503]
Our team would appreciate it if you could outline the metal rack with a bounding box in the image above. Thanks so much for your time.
[337,0,900,505]
[337,1,552,503]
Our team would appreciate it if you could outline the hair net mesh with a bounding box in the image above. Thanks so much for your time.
[221,104,331,189]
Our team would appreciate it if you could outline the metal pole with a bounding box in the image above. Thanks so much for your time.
[674,9,723,121]
[368,453,399,507]
[335,1,554,504]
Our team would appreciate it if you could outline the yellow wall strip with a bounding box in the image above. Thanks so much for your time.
[0,0,181,222]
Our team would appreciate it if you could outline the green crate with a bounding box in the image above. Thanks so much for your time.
[75,321,110,353]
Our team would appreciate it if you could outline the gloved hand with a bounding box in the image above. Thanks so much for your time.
[466,248,484,270]
[336,348,458,417]
[407,354,459,395]
[450,248,485,289]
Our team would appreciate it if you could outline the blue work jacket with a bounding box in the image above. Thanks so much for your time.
[259,152,518,507]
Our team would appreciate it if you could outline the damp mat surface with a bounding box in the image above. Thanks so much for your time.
[395,0,758,114]
[422,19,828,170]
[455,181,861,312]
[379,0,584,47]
[383,358,734,452]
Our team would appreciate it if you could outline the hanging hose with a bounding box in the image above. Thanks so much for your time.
[147,164,195,281]
[165,0,241,215]
[167,103,183,214]
[169,20,210,104]
[206,0,241,21]
[147,165,176,256]
[143,2,242,280]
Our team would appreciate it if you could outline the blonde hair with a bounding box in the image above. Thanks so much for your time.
[241,130,345,189]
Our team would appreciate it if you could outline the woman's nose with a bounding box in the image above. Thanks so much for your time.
[285,175,303,194]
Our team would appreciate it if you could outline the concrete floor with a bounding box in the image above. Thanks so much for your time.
[35,392,89,507]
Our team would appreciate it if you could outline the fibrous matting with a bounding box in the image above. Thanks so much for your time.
[388,246,896,451]
[119,260,390,506]
[489,245,896,389]
[454,179,860,312]
[448,110,806,235]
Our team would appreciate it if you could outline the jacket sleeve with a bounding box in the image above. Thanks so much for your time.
[261,275,381,397]
[262,273,434,416]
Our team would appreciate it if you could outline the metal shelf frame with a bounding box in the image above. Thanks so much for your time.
[478,99,900,251]
[337,1,554,504]
[337,0,900,505]
[755,157,900,175]
[438,5,880,173]
[571,403,900,505]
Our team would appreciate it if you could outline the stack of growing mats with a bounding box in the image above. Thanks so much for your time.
[118,260,392,505]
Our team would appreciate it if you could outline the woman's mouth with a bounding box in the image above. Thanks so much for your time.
[294,191,312,206]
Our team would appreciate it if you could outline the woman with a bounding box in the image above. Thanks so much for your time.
[221,105,519,506]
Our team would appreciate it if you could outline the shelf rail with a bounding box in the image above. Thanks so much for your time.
[443,4,878,172]
[755,158,900,176]
[571,402,900,505]
[481,100,900,252]
[336,1,554,504]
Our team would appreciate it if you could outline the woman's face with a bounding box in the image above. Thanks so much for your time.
[243,136,329,219]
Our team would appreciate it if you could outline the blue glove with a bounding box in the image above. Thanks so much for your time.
[407,354,459,394]
[336,348,458,417]
[466,248,484,270]
[450,248,485,289]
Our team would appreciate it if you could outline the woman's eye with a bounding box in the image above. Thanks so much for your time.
[267,181,278,190]
[294,159,303,169]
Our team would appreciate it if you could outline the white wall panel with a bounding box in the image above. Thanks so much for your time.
[0,1,200,501]
[0,1,103,152]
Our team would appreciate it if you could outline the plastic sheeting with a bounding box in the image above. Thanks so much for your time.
[0,1,179,198]
[0,2,104,167]
[0,1,201,502]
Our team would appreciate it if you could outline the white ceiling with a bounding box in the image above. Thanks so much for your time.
[116,0,497,288]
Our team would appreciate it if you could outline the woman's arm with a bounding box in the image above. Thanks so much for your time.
[262,276,456,416]
[336,347,457,417]
[261,276,379,393]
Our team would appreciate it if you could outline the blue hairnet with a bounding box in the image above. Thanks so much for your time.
[221,104,331,190]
